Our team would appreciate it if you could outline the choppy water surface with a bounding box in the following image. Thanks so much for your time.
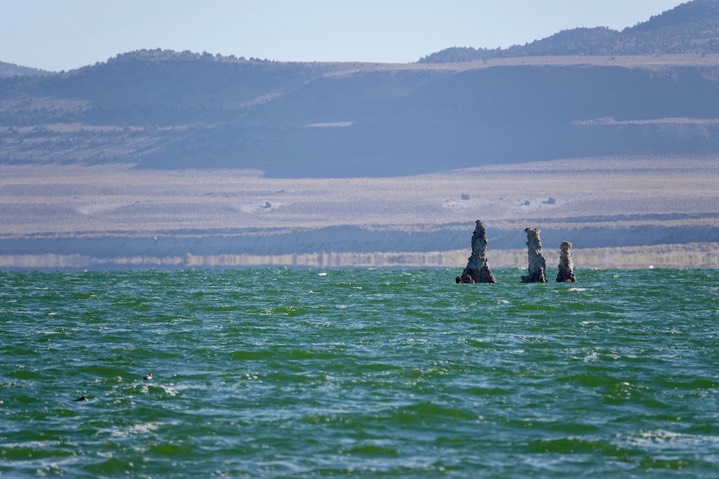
[1,268,718,478]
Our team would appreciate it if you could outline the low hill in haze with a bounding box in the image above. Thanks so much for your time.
[0,60,49,77]
[420,0,719,62]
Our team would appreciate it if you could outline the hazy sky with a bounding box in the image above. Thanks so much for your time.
[2,0,685,71]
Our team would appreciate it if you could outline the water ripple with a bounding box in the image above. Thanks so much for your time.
[1,268,718,477]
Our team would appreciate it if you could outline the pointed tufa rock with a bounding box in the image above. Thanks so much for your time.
[458,220,496,283]
[556,240,577,282]
[521,227,547,283]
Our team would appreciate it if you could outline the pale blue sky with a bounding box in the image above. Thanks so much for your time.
[2,0,684,71]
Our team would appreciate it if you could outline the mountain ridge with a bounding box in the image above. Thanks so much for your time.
[420,0,719,62]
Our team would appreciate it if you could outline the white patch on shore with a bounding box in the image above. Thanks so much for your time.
[238,201,282,213]
[76,202,133,215]
[304,121,353,128]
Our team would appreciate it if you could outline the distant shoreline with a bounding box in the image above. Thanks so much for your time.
[2,243,717,271]
[2,160,717,271]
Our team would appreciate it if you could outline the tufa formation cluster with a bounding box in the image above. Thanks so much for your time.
[456,221,576,284]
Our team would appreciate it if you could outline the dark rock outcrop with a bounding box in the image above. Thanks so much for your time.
[556,240,577,282]
[521,227,547,283]
[459,220,496,283]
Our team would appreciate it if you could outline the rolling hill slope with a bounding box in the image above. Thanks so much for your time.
[2,52,719,177]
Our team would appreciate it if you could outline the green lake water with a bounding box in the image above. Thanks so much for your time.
[1,268,718,478]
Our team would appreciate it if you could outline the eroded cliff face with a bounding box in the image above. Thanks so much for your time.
[521,227,547,283]
[459,220,496,283]
[556,240,577,282]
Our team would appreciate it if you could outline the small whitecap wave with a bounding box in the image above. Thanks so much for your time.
[102,421,163,439]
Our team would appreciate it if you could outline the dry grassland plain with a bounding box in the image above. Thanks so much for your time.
[1,153,717,269]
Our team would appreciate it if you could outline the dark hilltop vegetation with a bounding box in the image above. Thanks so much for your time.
[1,1,719,178]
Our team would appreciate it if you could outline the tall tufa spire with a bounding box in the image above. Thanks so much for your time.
[521,227,547,283]
[556,241,577,282]
[458,220,496,283]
